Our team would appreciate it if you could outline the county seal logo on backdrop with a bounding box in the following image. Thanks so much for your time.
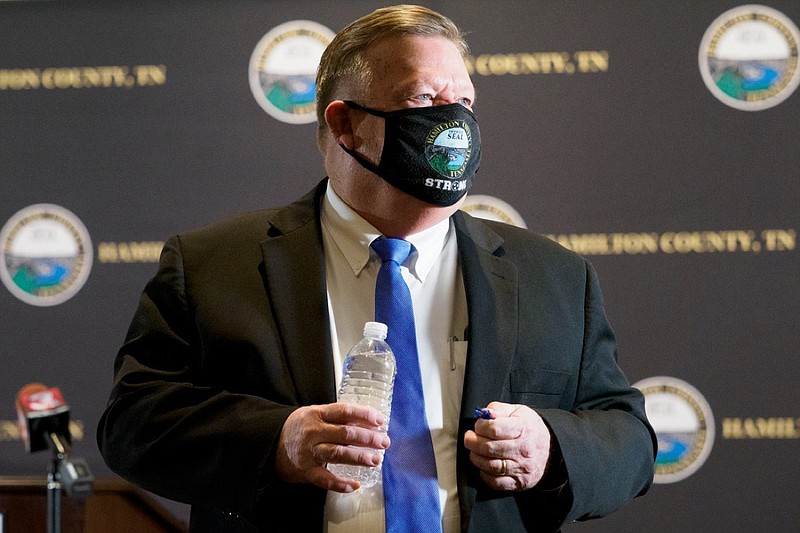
[699,4,800,110]
[248,20,335,124]
[460,195,527,229]
[634,376,715,484]
[0,204,93,306]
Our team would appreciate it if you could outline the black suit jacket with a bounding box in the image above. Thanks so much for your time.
[98,180,655,532]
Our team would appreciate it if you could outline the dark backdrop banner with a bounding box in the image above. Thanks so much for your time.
[1,1,798,531]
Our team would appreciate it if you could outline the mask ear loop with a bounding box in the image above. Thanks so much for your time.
[342,100,390,118]
[338,101,387,174]
[338,142,383,175]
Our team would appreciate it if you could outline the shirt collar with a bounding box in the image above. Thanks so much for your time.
[321,183,452,283]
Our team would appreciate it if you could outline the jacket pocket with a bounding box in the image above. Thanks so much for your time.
[509,369,571,408]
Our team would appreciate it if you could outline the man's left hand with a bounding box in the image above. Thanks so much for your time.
[463,401,551,491]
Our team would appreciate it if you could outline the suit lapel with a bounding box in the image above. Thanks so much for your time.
[454,211,518,414]
[259,182,337,406]
[453,211,519,531]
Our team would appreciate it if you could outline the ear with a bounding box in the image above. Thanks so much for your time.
[324,100,356,149]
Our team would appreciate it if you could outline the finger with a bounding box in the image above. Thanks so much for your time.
[463,429,479,451]
[469,450,511,476]
[319,442,384,467]
[484,401,516,418]
[473,416,524,441]
[475,403,543,440]
[320,421,390,450]
[307,465,361,493]
[478,470,520,492]
[322,402,385,427]
[303,405,390,449]
[464,429,511,461]
[472,402,514,439]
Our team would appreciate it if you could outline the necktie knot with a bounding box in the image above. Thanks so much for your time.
[371,237,413,266]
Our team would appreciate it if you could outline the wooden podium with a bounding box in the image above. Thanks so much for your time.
[0,477,188,533]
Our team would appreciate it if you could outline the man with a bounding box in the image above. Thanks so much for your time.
[98,5,655,532]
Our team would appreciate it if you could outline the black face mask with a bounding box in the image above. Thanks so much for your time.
[339,101,481,207]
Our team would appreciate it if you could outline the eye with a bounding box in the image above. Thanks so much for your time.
[458,97,473,108]
[404,93,435,108]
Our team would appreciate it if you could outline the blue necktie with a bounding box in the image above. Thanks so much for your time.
[371,237,442,533]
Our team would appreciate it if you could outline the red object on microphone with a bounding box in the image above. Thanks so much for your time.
[15,383,71,453]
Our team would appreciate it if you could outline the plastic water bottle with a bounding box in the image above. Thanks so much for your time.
[327,321,396,488]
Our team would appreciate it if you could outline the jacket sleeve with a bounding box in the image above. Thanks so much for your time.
[537,259,656,524]
[96,235,300,521]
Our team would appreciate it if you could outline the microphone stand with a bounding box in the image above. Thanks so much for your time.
[46,432,69,533]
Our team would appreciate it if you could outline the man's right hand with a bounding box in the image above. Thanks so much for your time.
[275,403,390,492]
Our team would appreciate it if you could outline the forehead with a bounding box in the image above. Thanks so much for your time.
[363,34,473,95]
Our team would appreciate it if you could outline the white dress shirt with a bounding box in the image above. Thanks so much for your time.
[321,183,468,533]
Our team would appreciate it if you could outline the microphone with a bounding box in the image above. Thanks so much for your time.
[15,383,71,453]
[15,383,94,498]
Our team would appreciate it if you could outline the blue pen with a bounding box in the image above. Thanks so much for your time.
[474,407,495,420]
